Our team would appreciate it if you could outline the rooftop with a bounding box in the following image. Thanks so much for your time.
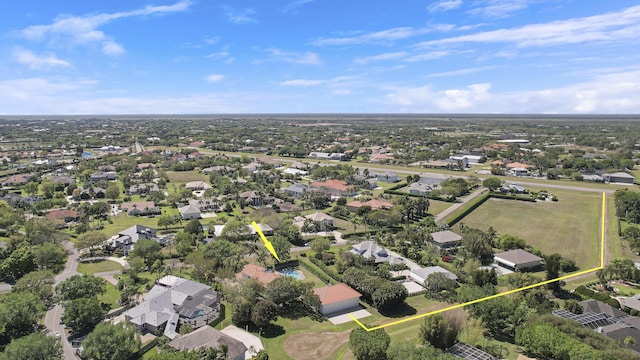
[313,283,361,305]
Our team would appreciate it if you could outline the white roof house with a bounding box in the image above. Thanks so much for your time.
[494,249,542,271]
[410,266,458,286]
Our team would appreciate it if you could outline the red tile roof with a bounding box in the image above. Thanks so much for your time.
[311,179,354,191]
[313,283,361,305]
[236,264,282,285]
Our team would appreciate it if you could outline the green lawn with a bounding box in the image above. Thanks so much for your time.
[99,213,160,237]
[428,199,455,217]
[78,260,122,274]
[165,171,209,184]
[99,282,121,309]
[455,188,602,269]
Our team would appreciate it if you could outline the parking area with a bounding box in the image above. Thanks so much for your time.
[327,308,372,325]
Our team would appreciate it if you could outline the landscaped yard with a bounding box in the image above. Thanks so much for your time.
[99,282,121,310]
[455,188,602,269]
[428,199,455,217]
[98,213,159,237]
[78,260,122,274]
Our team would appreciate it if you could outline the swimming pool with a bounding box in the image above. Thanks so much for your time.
[279,268,303,280]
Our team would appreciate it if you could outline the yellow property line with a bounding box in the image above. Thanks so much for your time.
[350,192,607,331]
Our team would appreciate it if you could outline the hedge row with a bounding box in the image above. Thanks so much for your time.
[309,257,342,282]
[488,192,537,202]
[383,189,457,202]
[274,259,300,271]
[299,259,337,285]
[446,192,491,227]
[574,285,621,309]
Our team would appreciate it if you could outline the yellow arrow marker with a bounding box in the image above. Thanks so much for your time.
[252,221,280,262]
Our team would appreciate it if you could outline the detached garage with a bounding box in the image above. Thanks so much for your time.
[313,283,361,316]
[494,249,542,272]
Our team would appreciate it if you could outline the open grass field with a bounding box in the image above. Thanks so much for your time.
[99,282,121,309]
[98,213,159,237]
[165,171,209,184]
[77,260,122,274]
[428,199,455,217]
[455,188,602,269]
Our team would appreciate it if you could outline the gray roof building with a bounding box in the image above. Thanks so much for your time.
[169,326,247,360]
[430,230,463,249]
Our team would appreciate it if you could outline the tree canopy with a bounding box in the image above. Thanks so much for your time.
[82,322,141,360]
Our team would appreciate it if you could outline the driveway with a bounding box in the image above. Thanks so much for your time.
[44,241,81,360]
[221,325,264,358]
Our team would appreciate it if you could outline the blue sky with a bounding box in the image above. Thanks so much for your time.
[1,0,639,114]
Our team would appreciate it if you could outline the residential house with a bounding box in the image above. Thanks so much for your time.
[242,162,261,173]
[120,201,159,215]
[304,212,335,231]
[494,249,542,272]
[408,182,435,195]
[310,179,356,198]
[136,163,156,171]
[313,283,362,315]
[239,191,275,207]
[308,152,331,160]
[201,165,234,174]
[235,264,282,285]
[429,230,463,250]
[351,241,404,265]
[282,168,308,176]
[79,187,105,200]
[179,205,201,220]
[46,209,78,222]
[345,199,394,211]
[597,323,640,353]
[603,172,635,184]
[448,156,470,169]
[89,171,117,182]
[410,266,458,286]
[506,162,533,177]
[109,224,158,254]
[213,224,274,238]
[370,153,394,163]
[501,183,527,194]
[185,181,212,191]
[282,183,311,198]
[50,175,75,186]
[376,171,399,183]
[188,198,221,213]
[2,174,31,186]
[168,326,247,360]
[129,183,160,195]
[124,275,220,340]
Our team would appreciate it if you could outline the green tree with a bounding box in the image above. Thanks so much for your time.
[251,300,278,328]
[55,274,106,302]
[202,239,243,272]
[387,342,457,360]
[544,253,563,291]
[129,238,163,269]
[184,218,203,235]
[498,234,526,250]
[265,276,312,307]
[34,242,66,272]
[82,322,141,360]
[105,182,121,201]
[349,327,390,360]
[23,181,39,196]
[12,270,55,305]
[275,219,303,245]
[482,177,501,191]
[0,245,36,281]
[419,313,460,350]
[271,235,291,262]
[76,231,107,255]
[310,237,331,255]
[0,332,62,360]
[62,297,106,334]
[0,292,45,344]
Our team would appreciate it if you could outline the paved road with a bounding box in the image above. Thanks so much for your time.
[44,241,81,360]
[434,188,486,223]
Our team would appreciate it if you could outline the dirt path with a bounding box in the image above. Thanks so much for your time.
[284,330,351,360]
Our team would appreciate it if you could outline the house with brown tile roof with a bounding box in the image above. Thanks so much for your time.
[345,199,394,211]
[236,264,282,285]
[313,283,361,315]
[310,179,356,197]
[46,209,78,222]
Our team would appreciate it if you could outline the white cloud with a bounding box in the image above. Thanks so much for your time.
[313,27,433,46]
[281,0,314,13]
[427,66,498,77]
[205,51,231,60]
[101,40,125,56]
[428,0,463,13]
[380,69,640,113]
[19,1,191,55]
[468,0,532,18]
[13,48,71,69]
[280,79,325,86]
[264,48,322,65]
[204,74,225,82]
[354,52,408,64]
[404,51,451,62]
[223,6,257,24]
[419,5,640,48]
